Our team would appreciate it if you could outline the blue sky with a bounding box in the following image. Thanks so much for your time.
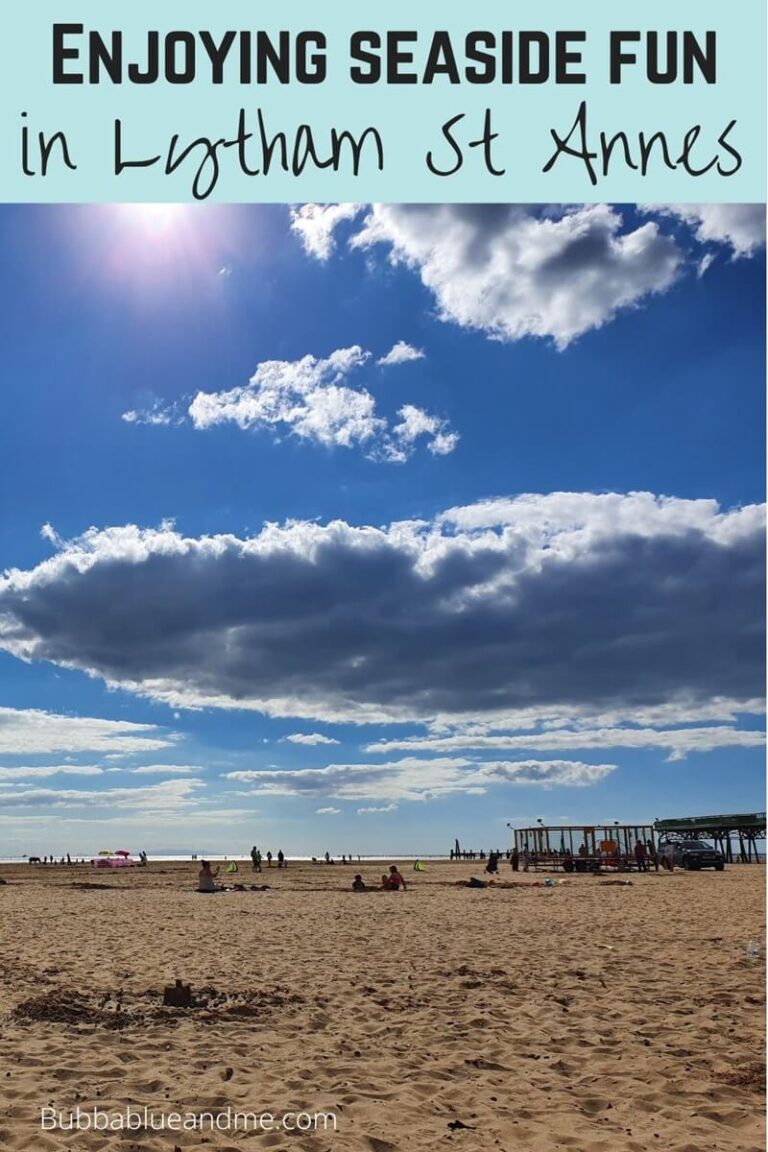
[0,202,764,856]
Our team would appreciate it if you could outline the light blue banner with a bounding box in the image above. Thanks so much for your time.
[0,1,764,202]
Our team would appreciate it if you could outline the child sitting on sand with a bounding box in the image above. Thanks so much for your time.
[352,874,367,891]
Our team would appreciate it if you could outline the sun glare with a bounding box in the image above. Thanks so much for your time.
[65,203,241,299]
[115,204,188,235]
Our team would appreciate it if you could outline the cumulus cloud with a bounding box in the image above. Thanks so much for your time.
[376,341,425,367]
[225,758,614,802]
[647,204,766,257]
[390,404,459,458]
[295,204,683,348]
[127,346,456,463]
[290,203,362,260]
[283,733,340,746]
[0,494,762,729]
[0,707,176,756]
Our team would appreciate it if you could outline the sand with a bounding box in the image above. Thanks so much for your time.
[0,859,763,1152]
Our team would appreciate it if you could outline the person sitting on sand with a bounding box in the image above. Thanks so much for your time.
[380,873,393,889]
[352,874,367,891]
[387,864,407,891]
[197,861,222,893]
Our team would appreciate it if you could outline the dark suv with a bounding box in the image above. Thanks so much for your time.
[658,838,725,871]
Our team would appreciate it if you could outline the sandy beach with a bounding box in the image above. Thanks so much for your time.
[0,859,763,1152]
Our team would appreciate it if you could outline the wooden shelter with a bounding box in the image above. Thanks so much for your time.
[509,822,657,872]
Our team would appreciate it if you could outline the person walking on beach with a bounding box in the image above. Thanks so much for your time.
[277,849,285,868]
[266,851,273,867]
[250,845,262,872]
[646,840,659,871]
[510,846,520,872]
[633,840,647,872]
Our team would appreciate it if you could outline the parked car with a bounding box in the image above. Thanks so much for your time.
[658,837,725,871]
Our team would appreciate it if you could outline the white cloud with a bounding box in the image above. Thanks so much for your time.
[289,203,362,260]
[299,204,682,348]
[283,733,341,746]
[376,341,425,367]
[0,765,104,780]
[0,777,205,811]
[125,346,457,464]
[0,707,177,756]
[365,725,765,762]
[316,806,341,815]
[647,204,765,257]
[225,757,615,803]
[390,404,459,459]
[0,494,762,727]
[357,803,398,814]
[122,403,179,427]
[40,523,62,546]
[129,764,197,775]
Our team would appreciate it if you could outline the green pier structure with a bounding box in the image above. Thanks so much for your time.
[654,813,766,864]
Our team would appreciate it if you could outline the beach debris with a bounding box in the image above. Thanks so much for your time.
[11,988,129,1030]
[465,1057,508,1071]
[223,1066,234,1081]
[718,1062,766,1093]
[163,979,193,1008]
[447,1119,475,1131]
[746,939,762,959]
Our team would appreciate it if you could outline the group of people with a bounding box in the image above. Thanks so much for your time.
[198,859,408,894]
[249,846,286,871]
[352,865,407,892]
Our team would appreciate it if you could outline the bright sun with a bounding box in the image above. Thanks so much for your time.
[115,204,188,234]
